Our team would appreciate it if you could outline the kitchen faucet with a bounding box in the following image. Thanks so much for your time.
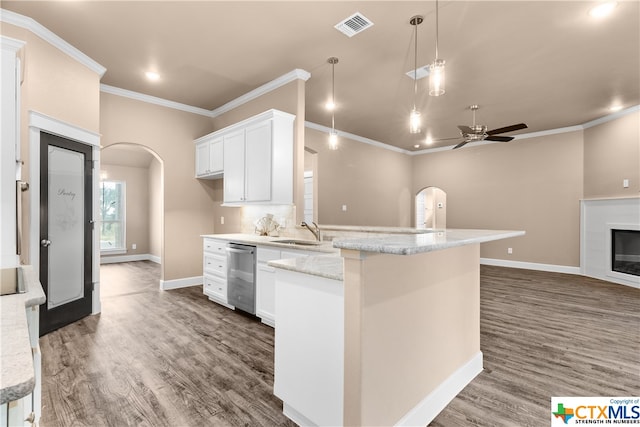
[301,221,321,242]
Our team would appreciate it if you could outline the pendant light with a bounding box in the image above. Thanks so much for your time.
[429,0,445,96]
[409,15,423,134]
[327,57,339,150]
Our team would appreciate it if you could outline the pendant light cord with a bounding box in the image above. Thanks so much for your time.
[435,0,439,60]
[413,19,418,110]
[332,60,336,131]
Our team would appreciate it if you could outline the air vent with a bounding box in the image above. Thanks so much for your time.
[335,12,374,37]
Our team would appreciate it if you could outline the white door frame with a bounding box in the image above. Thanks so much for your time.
[28,111,102,314]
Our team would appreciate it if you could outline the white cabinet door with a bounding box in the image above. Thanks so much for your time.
[209,139,223,174]
[245,120,272,202]
[195,142,210,177]
[256,263,276,327]
[223,130,246,203]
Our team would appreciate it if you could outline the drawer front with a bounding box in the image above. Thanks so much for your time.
[204,254,227,277]
[204,275,227,300]
[203,238,227,255]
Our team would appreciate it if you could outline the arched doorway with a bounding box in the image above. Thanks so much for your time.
[415,187,446,229]
[99,143,164,284]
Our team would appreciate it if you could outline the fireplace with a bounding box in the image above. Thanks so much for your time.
[581,197,640,288]
[611,229,640,277]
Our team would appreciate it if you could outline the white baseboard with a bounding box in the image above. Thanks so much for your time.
[100,253,161,264]
[283,403,318,427]
[160,275,202,291]
[481,258,581,275]
[395,352,483,427]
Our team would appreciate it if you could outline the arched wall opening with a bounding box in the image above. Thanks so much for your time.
[99,142,165,283]
[415,186,447,229]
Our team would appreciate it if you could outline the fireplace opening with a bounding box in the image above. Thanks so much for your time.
[612,229,640,277]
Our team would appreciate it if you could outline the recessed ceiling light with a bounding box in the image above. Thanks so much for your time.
[414,144,420,149]
[425,136,433,145]
[609,104,623,112]
[145,71,160,81]
[589,2,617,18]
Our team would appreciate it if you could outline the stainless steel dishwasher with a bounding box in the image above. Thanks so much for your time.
[226,243,257,314]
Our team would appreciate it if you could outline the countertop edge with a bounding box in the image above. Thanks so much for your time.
[200,234,338,253]
[0,265,45,404]
[332,230,526,255]
[268,255,344,282]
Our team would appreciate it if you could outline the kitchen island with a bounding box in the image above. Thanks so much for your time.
[270,229,524,427]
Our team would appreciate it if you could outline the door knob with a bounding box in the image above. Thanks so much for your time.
[41,239,51,247]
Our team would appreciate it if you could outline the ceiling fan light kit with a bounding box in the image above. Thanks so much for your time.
[452,105,528,150]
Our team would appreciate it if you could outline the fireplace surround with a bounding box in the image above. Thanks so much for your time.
[581,197,640,288]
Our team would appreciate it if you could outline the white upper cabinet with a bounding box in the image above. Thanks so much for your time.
[194,109,295,205]
[222,130,246,203]
[194,137,223,178]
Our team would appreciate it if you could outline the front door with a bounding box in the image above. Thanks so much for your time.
[39,132,93,336]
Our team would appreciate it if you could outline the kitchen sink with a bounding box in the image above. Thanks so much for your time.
[273,239,322,246]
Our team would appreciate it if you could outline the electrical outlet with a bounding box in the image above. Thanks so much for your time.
[132,243,137,250]
[507,247,513,254]
[221,216,225,225]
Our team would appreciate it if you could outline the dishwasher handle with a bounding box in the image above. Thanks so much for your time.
[226,247,255,255]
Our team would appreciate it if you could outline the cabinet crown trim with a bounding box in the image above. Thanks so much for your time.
[194,109,295,143]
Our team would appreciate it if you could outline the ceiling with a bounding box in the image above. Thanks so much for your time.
[3,1,639,151]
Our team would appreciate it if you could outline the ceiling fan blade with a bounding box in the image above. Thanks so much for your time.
[485,135,514,142]
[486,123,528,135]
[457,125,474,134]
[453,140,470,149]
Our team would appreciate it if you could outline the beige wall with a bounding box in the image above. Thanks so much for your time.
[1,23,102,266]
[305,128,413,227]
[584,111,640,198]
[149,158,162,259]
[100,93,214,280]
[413,132,584,267]
[99,163,150,256]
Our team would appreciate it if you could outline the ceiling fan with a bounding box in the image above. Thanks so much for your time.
[450,105,528,149]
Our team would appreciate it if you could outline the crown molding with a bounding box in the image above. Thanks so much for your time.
[0,8,106,77]
[582,105,640,129]
[210,69,311,118]
[305,121,412,155]
[100,84,213,117]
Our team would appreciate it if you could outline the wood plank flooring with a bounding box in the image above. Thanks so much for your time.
[38,262,640,427]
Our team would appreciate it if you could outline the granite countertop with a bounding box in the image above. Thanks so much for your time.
[268,254,344,281]
[319,224,437,234]
[201,233,338,254]
[333,229,526,255]
[0,265,46,404]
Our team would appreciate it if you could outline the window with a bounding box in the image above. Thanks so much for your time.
[100,180,125,252]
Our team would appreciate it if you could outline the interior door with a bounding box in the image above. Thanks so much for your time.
[39,132,93,336]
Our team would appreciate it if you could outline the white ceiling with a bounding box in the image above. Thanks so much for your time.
[3,1,639,150]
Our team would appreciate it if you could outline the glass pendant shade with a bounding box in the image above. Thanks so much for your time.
[409,109,421,134]
[429,59,446,96]
[328,130,338,150]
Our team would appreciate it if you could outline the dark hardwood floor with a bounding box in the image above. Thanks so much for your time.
[39,262,640,427]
